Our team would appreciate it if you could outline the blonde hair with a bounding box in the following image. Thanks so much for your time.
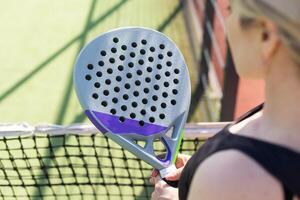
[233,0,300,64]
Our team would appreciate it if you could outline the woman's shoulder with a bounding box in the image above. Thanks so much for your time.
[187,149,283,200]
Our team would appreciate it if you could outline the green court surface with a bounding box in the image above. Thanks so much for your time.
[0,0,205,125]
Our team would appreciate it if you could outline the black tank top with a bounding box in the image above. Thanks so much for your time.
[179,104,300,200]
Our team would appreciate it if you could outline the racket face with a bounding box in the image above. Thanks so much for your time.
[74,27,191,170]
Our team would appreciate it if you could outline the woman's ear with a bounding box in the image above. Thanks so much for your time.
[261,20,281,65]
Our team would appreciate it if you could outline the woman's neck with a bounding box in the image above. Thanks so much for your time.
[259,57,300,150]
[262,59,300,134]
[230,55,300,151]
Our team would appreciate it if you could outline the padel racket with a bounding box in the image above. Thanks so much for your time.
[74,27,191,184]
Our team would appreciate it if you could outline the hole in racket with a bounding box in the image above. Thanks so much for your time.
[165,126,174,139]
[153,138,167,161]
[135,140,146,149]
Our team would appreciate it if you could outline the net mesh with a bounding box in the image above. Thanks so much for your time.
[0,123,225,199]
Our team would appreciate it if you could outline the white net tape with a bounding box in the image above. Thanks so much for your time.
[0,122,229,138]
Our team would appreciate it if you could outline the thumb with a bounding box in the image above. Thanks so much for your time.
[164,167,184,181]
[154,175,167,186]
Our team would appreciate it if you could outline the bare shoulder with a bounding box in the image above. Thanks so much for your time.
[187,150,283,200]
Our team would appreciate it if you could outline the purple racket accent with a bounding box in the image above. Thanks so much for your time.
[85,110,108,134]
[85,110,168,136]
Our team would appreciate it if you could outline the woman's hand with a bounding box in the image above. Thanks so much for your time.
[150,176,179,200]
[149,154,191,200]
[150,154,191,181]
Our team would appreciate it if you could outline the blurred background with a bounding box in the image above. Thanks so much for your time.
[0,0,265,199]
[0,0,264,125]
[0,0,206,125]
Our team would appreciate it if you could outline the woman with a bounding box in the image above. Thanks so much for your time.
[150,0,300,199]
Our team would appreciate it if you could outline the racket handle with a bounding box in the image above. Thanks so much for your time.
[162,178,179,188]
[158,165,179,188]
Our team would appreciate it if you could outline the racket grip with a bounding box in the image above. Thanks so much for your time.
[159,165,179,188]
[162,178,179,188]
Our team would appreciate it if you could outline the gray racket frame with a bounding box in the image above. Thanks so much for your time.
[74,27,191,176]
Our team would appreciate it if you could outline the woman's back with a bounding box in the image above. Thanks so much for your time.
[179,104,300,200]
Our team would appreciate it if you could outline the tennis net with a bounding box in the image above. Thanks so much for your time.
[0,122,227,199]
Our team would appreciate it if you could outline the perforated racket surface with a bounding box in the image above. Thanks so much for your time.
[74,27,191,177]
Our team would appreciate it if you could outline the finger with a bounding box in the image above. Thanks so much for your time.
[175,154,190,168]
[174,154,185,168]
[154,175,162,184]
[154,175,170,186]
[153,183,179,200]
[151,169,159,178]
[154,179,168,193]
[151,191,158,200]
[149,177,155,185]
[152,179,166,200]
[164,167,184,181]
